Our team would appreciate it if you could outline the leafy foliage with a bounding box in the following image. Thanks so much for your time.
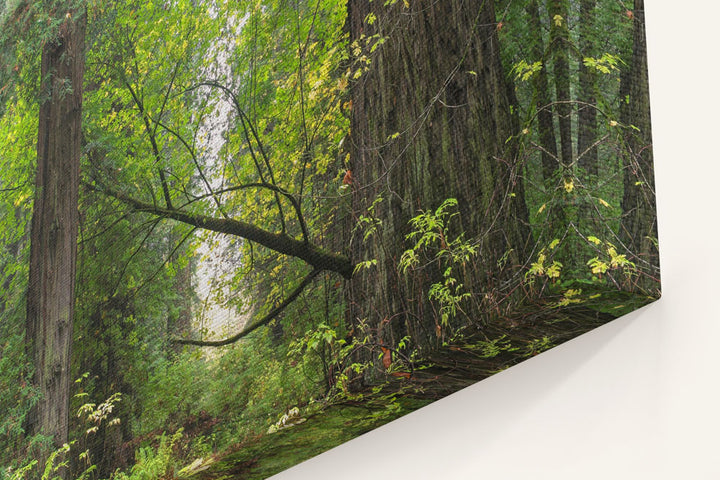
[400,199,478,330]
[0,0,658,476]
[113,431,183,480]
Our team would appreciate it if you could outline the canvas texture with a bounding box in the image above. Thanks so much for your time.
[0,0,659,478]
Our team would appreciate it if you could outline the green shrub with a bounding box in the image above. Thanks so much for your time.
[113,431,183,480]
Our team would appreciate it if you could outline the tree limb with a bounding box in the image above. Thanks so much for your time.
[173,267,322,347]
[93,184,354,278]
[177,181,310,242]
[155,117,229,219]
[190,81,288,234]
[123,78,173,209]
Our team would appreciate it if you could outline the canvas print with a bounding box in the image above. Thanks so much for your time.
[0,0,659,478]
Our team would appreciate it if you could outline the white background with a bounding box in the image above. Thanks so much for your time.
[276,2,720,478]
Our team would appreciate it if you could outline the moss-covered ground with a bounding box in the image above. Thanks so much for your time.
[180,398,430,480]
[178,291,656,479]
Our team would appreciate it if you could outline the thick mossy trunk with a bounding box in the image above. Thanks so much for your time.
[25,11,85,477]
[619,0,660,292]
[346,0,530,380]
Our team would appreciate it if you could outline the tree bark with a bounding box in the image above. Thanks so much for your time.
[346,0,530,372]
[25,9,86,476]
[526,0,559,184]
[577,0,598,178]
[547,0,573,168]
[525,0,566,238]
[619,0,660,291]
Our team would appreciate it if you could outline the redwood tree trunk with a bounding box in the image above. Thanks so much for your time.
[526,0,566,237]
[577,0,598,178]
[346,0,529,379]
[548,0,573,169]
[619,0,660,291]
[526,0,559,184]
[25,10,85,474]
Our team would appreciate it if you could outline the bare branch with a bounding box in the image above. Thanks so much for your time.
[90,183,353,278]
[189,81,288,234]
[177,181,310,243]
[173,267,322,347]
[155,117,229,219]
[123,78,173,209]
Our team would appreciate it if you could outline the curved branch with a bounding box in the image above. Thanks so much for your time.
[173,268,322,347]
[123,78,173,210]
[189,81,288,233]
[129,225,198,299]
[178,181,310,242]
[155,117,229,219]
[94,184,353,278]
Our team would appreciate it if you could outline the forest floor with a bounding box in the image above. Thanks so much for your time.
[177,399,431,480]
[176,291,656,480]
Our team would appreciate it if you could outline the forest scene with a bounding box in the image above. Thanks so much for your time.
[0,0,660,478]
